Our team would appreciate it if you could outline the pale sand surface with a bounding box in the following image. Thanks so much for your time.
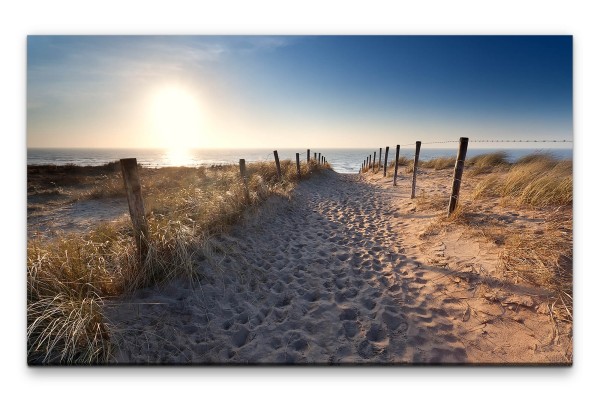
[104,169,571,364]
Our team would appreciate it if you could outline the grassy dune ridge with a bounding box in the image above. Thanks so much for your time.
[27,159,329,364]
[366,151,573,322]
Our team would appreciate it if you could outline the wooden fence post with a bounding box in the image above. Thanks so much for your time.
[273,150,282,180]
[307,149,310,164]
[314,152,317,161]
[448,137,469,216]
[120,158,149,262]
[368,154,372,171]
[378,148,382,172]
[239,158,250,203]
[296,153,301,178]
[318,152,321,165]
[393,145,400,186]
[383,146,389,177]
[411,141,422,199]
[372,151,376,173]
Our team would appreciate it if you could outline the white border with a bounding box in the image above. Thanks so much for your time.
[6,1,598,399]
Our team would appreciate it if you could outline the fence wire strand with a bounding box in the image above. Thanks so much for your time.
[390,138,571,148]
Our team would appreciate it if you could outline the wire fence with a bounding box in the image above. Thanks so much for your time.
[359,136,572,216]
[399,138,572,147]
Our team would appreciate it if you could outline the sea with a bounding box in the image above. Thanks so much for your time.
[27,147,573,175]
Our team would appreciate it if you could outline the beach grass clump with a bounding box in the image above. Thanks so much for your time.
[466,151,509,176]
[27,231,129,364]
[420,157,456,170]
[473,154,572,207]
[499,209,573,320]
[387,156,411,169]
[27,159,329,364]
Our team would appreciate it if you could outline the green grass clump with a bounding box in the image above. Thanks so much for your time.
[27,159,329,364]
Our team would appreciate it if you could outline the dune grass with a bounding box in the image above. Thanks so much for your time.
[499,209,572,320]
[472,154,572,207]
[465,151,509,176]
[420,156,455,170]
[412,151,572,321]
[475,155,572,316]
[27,159,329,364]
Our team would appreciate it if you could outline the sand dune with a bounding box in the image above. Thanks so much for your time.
[105,169,570,364]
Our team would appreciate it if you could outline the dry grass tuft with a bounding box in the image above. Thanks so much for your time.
[473,156,572,207]
[499,209,573,320]
[27,232,125,364]
[466,152,509,176]
[27,159,329,364]
[420,156,456,170]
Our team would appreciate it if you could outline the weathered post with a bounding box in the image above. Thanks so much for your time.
[318,152,321,165]
[307,149,310,164]
[368,154,372,171]
[295,152,301,178]
[383,146,389,177]
[239,158,250,203]
[378,148,382,172]
[411,141,422,199]
[448,137,469,216]
[120,158,149,262]
[372,151,376,173]
[314,152,317,161]
[393,145,400,186]
[273,150,282,180]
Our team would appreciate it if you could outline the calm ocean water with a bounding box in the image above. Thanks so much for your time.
[27,147,573,174]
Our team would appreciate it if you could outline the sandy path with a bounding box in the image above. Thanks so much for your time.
[106,170,467,364]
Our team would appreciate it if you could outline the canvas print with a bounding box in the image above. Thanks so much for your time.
[27,35,573,365]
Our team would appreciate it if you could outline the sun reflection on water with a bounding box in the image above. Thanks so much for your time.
[164,147,197,167]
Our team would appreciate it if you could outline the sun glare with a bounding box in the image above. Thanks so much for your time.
[148,85,203,151]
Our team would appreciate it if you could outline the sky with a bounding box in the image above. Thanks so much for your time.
[27,35,573,149]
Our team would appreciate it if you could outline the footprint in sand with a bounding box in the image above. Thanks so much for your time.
[382,309,408,332]
[231,326,251,348]
[366,323,388,342]
[339,307,359,321]
[342,321,360,338]
[361,297,377,310]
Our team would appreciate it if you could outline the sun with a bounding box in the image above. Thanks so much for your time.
[148,84,203,152]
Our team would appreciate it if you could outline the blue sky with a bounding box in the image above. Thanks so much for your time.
[27,35,573,148]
